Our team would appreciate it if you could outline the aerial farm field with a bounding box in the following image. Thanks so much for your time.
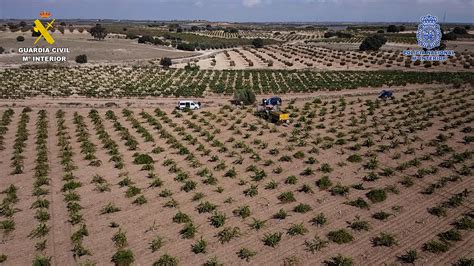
[0,8,473,266]
[0,88,473,265]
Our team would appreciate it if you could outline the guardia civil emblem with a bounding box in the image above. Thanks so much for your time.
[416,14,441,50]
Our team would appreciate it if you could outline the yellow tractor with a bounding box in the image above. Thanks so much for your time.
[256,97,289,124]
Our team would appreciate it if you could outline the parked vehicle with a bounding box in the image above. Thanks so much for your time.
[176,100,201,110]
[379,90,395,100]
[262,97,282,108]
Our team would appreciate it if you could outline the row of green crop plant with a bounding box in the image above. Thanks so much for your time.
[30,110,52,264]
[56,110,92,259]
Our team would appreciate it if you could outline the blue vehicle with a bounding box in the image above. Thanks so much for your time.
[262,97,282,107]
[379,90,395,100]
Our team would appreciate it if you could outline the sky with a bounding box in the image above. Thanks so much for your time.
[1,0,473,23]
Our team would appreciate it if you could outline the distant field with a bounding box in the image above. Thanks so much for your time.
[0,67,472,98]
[0,31,197,65]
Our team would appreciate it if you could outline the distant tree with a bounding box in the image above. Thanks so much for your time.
[16,36,25,42]
[252,38,264,48]
[19,21,27,27]
[229,28,239,33]
[387,25,400,33]
[324,31,335,38]
[60,22,67,26]
[75,54,88,64]
[273,32,281,36]
[177,43,196,51]
[160,57,172,68]
[0,47,4,54]
[138,35,163,45]
[377,29,385,34]
[176,27,183,33]
[90,24,107,40]
[138,35,152,43]
[234,88,256,105]
[465,25,471,30]
[122,27,127,31]
[359,34,387,51]
[442,31,457,41]
[206,24,213,30]
[336,32,353,38]
[190,26,199,32]
[400,25,406,32]
[452,27,468,35]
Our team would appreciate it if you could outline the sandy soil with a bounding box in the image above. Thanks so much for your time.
[0,85,472,265]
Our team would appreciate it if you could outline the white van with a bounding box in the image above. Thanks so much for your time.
[177,100,201,110]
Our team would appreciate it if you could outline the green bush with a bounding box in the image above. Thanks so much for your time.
[278,191,296,203]
[399,249,417,263]
[428,206,447,217]
[153,254,178,266]
[454,257,474,266]
[237,248,256,262]
[438,229,462,242]
[287,223,308,236]
[196,201,216,213]
[209,212,226,228]
[180,223,197,239]
[75,54,87,64]
[317,176,332,190]
[423,240,449,253]
[348,219,370,231]
[111,249,134,266]
[249,218,266,230]
[311,213,328,227]
[372,232,397,247]
[304,235,328,254]
[32,255,51,266]
[327,229,354,244]
[325,254,353,266]
[233,205,251,218]
[112,229,128,248]
[359,34,387,51]
[372,211,391,220]
[454,215,474,230]
[150,236,163,252]
[192,237,208,254]
[273,209,288,220]
[366,189,387,203]
[160,57,172,68]
[293,203,312,213]
[234,88,256,105]
[204,257,222,266]
[217,227,241,243]
[263,232,282,247]
[252,38,264,48]
[133,153,153,164]
[173,211,191,223]
[330,184,350,196]
[346,198,369,209]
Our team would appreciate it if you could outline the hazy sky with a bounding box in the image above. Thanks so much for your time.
[1,0,473,23]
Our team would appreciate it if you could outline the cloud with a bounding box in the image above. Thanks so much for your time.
[242,0,262,7]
